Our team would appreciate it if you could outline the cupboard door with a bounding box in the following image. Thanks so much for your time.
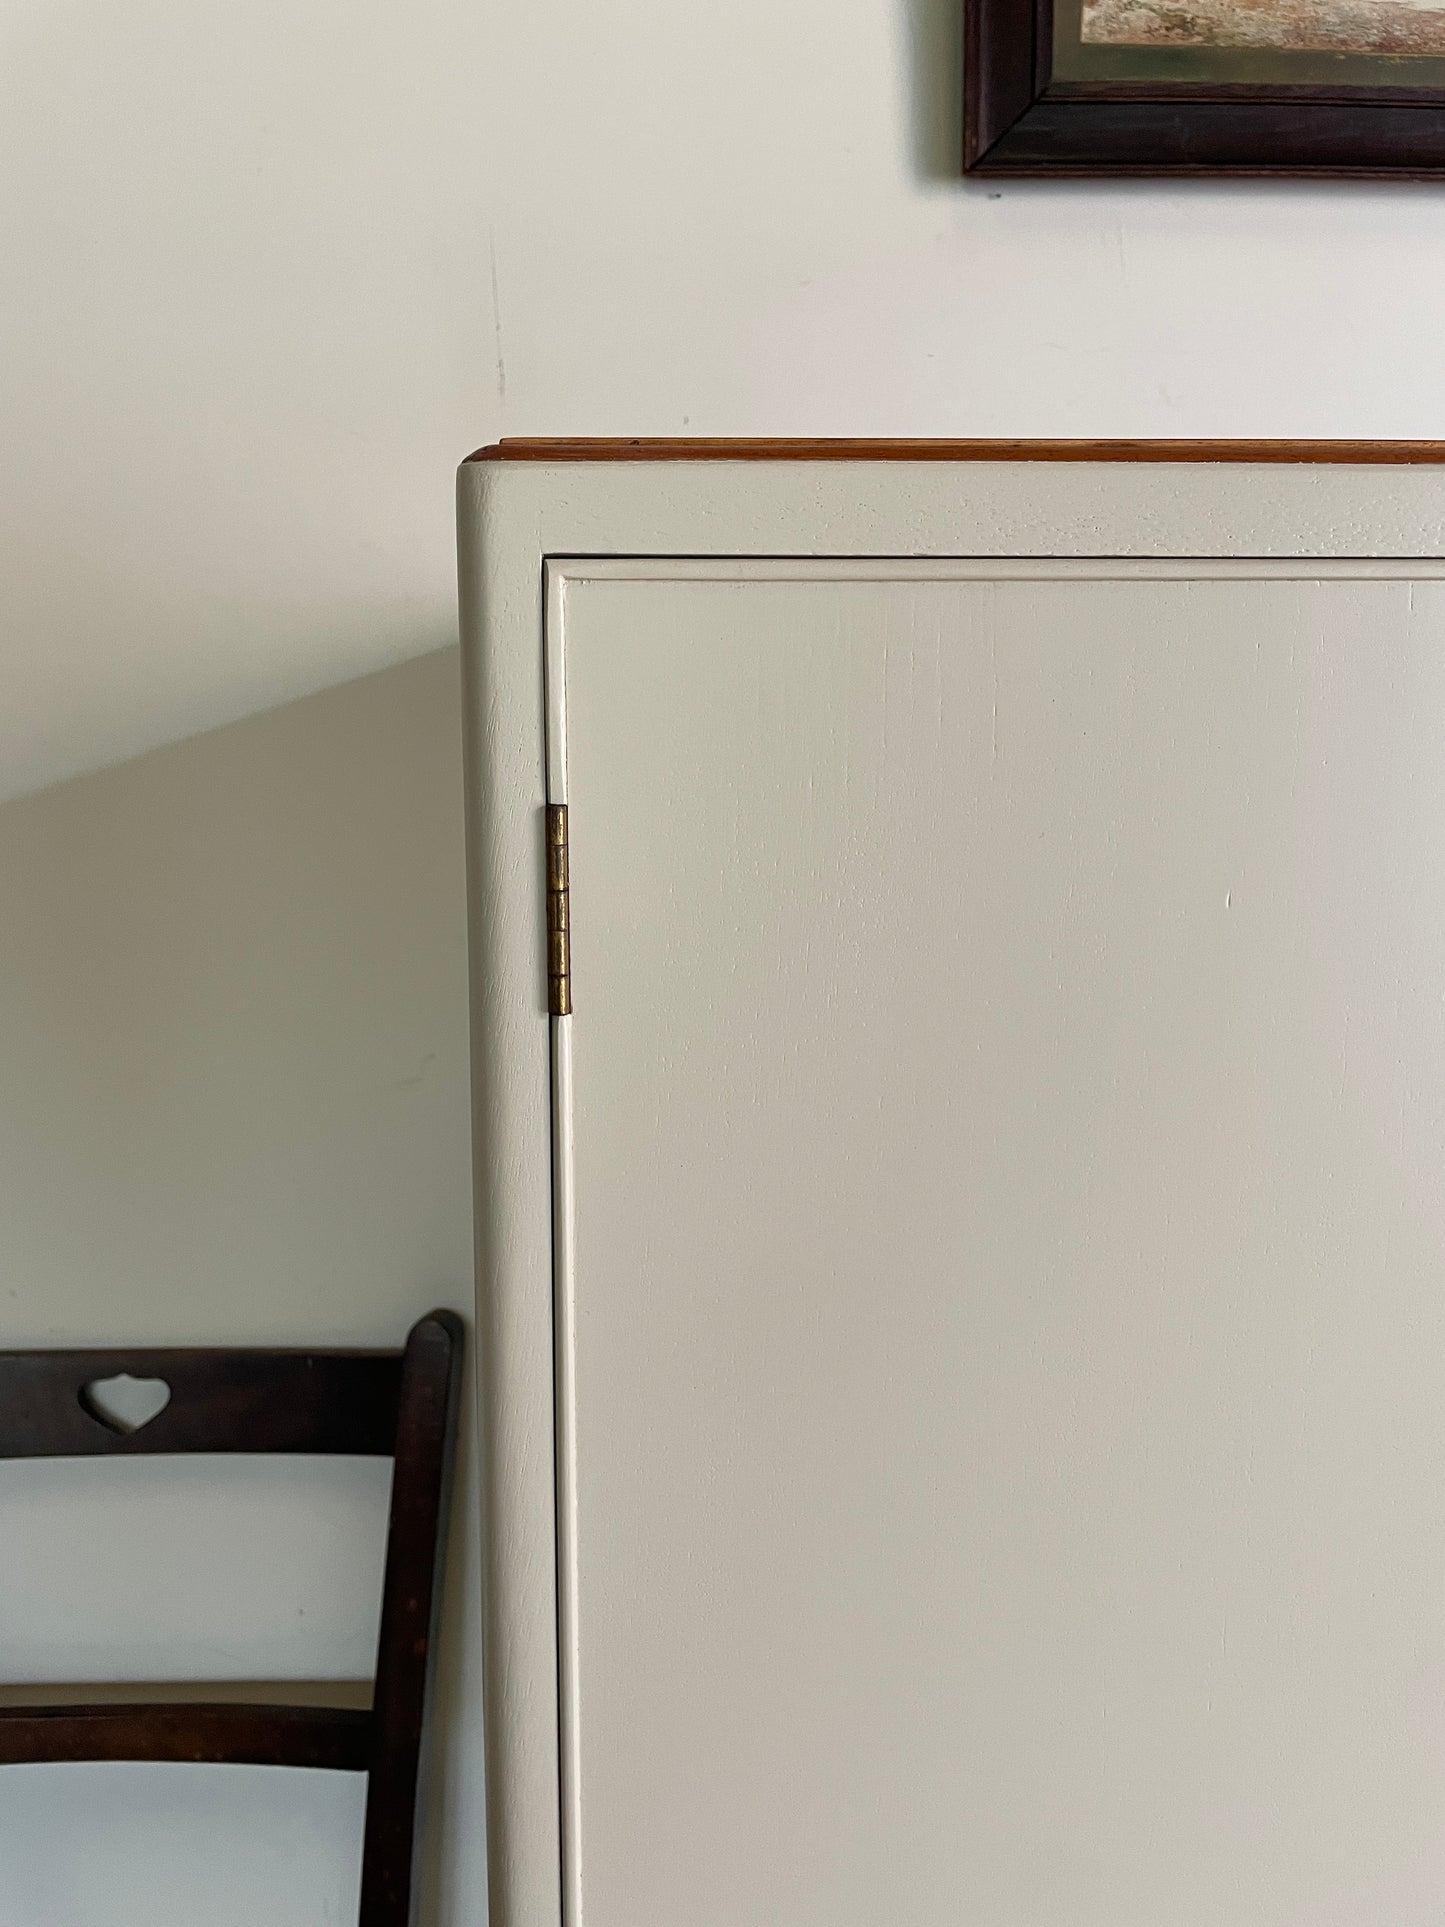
[553,559,1445,1927]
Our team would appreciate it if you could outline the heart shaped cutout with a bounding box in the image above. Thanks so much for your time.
[81,1373,172,1436]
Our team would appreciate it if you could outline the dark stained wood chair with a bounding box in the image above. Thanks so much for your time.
[0,1309,463,1927]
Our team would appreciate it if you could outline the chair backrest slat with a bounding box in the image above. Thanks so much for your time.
[0,1702,373,1772]
[0,1348,403,1457]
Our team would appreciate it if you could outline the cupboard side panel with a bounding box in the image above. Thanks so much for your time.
[457,462,564,1927]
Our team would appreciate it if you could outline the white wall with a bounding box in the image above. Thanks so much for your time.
[6,0,1445,798]
[0,648,483,1926]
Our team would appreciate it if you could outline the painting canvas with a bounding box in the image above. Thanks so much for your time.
[966,0,1445,176]
[1056,0,1445,87]
[1082,0,1445,59]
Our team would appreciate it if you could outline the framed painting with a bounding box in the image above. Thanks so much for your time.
[965,0,1445,173]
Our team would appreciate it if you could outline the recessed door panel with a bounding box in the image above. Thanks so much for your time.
[555,561,1445,1927]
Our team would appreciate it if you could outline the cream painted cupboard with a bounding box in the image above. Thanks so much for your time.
[459,443,1445,1927]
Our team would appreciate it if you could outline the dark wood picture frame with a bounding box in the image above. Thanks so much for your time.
[965,0,1445,175]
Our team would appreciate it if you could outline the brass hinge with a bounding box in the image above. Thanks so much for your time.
[546,804,572,1016]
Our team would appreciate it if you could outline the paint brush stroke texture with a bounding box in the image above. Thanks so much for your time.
[1084,0,1445,53]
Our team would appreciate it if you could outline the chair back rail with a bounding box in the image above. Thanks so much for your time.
[0,1348,403,1456]
[0,1702,373,1771]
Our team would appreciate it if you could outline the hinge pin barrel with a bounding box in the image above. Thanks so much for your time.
[546,804,572,1016]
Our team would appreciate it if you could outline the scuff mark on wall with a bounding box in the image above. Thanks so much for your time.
[488,229,508,409]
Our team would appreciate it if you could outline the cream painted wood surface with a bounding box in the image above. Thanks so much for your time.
[551,559,1445,1927]
[459,459,1445,1927]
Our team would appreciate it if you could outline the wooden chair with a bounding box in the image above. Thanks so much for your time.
[0,1309,463,1927]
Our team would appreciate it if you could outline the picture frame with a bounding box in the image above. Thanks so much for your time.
[964,0,1445,175]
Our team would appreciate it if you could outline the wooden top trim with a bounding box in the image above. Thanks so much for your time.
[466,438,1445,466]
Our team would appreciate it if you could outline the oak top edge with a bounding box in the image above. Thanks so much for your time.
[464,438,1445,466]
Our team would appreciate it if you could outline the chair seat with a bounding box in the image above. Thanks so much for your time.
[0,1700,372,1771]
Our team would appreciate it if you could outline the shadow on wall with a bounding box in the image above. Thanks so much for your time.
[0,648,472,1348]
[903,0,967,180]
[0,647,482,1927]
[0,513,460,805]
